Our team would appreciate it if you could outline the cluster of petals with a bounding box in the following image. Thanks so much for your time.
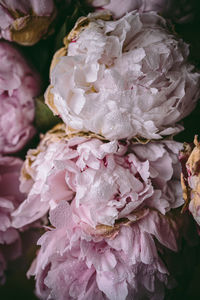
[29,200,180,300]
[0,155,24,284]
[0,0,57,45]
[13,124,183,232]
[46,11,200,141]
[0,41,40,154]
[91,0,197,23]
[179,136,200,226]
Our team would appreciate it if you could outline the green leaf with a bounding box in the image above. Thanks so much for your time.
[35,95,61,133]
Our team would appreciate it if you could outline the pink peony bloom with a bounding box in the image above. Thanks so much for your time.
[0,41,40,155]
[0,155,24,284]
[179,136,200,226]
[0,0,57,45]
[28,201,178,300]
[46,12,200,141]
[12,124,183,231]
[90,0,197,23]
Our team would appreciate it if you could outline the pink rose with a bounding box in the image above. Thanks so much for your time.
[0,41,40,154]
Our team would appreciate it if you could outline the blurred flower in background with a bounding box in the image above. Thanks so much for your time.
[0,0,57,45]
[179,136,200,227]
[0,156,24,284]
[0,41,40,155]
[90,0,198,23]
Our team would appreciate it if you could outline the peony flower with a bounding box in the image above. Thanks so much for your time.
[46,11,200,141]
[0,41,40,155]
[179,136,200,226]
[89,0,197,23]
[0,0,57,45]
[29,201,179,300]
[0,155,24,284]
[12,123,183,230]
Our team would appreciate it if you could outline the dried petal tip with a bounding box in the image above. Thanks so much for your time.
[194,135,200,147]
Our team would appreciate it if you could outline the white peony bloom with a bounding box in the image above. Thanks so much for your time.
[46,11,200,141]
